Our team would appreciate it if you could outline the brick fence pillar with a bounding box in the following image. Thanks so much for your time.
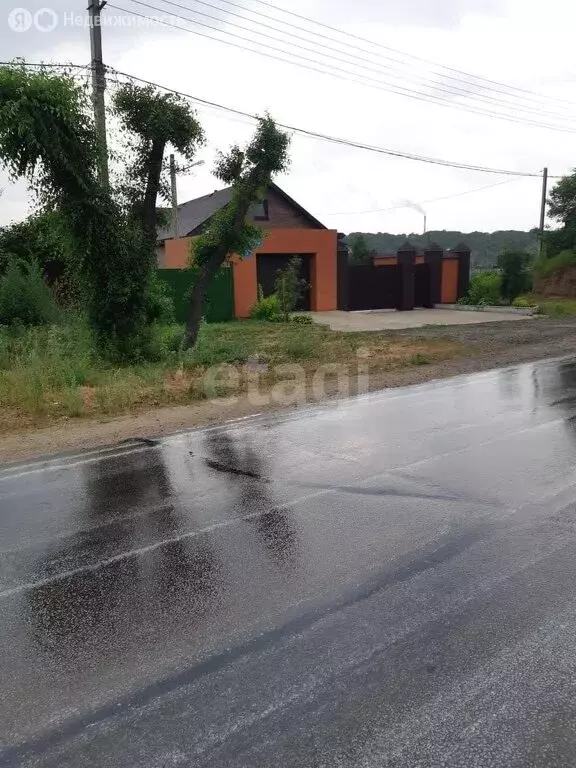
[396,240,416,311]
[452,242,471,300]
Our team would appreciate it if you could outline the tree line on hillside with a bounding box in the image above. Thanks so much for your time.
[347,173,576,309]
[347,230,539,270]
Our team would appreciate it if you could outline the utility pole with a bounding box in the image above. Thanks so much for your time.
[88,0,109,187]
[170,153,179,239]
[539,167,548,258]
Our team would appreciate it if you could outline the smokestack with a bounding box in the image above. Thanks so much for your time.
[423,214,427,235]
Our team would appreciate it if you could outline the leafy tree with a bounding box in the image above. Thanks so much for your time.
[0,64,203,359]
[548,172,576,224]
[497,248,532,300]
[349,233,372,264]
[274,256,307,321]
[185,116,290,348]
[0,64,138,355]
[0,209,76,286]
[546,171,576,257]
[112,83,204,249]
[347,230,538,270]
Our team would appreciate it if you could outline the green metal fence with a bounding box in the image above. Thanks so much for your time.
[157,267,235,324]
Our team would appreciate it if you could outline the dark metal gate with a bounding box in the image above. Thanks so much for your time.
[414,263,432,307]
[256,254,311,311]
[348,264,401,310]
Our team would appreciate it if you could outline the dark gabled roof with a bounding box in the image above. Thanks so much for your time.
[157,186,233,242]
[157,182,326,243]
[267,182,327,230]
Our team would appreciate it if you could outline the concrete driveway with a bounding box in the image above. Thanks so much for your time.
[305,308,534,332]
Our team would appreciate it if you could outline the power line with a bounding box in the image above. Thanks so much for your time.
[246,0,576,110]
[0,59,562,179]
[111,1,576,133]
[104,64,548,176]
[0,61,94,72]
[176,0,576,121]
[105,63,552,178]
[321,177,526,216]
[150,0,576,124]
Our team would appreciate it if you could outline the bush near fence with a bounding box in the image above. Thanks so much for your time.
[157,267,235,323]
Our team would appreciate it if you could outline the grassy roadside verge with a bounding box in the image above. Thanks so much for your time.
[520,295,576,317]
[0,319,462,435]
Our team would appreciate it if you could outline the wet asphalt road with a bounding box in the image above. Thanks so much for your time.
[3,359,576,766]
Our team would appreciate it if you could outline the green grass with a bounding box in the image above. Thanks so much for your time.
[534,250,576,278]
[409,353,432,365]
[0,317,462,433]
[518,295,576,317]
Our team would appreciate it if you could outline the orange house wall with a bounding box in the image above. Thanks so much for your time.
[164,238,193,268]
[234,228,337,318]
[164,235,461,309]
[162,229,337,319]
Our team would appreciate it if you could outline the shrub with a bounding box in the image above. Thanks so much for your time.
[534,250,576,278]
[512,296,535,308]
[146,274,175,324]
[143,323,185,361]
[497,249,532,301]
[274,256,307,322]
[0,259,56,326]
[291,314,314,324]
[465,271,501,306]
[249,289,283,322]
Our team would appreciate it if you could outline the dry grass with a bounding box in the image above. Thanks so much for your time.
[0,319,463,434]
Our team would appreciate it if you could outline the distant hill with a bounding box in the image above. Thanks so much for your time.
[347,230,539,270]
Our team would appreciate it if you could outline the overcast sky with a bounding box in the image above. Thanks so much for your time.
[1,0,575,234]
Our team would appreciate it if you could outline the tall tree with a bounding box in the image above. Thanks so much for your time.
[0,64,134,351]
[185,116,290,348]
[113,83,204,250]
[0,64,204,358]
